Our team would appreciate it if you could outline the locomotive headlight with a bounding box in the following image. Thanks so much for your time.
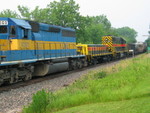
[105,38,108,42]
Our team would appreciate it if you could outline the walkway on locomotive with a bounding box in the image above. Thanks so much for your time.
[0,17,81,66]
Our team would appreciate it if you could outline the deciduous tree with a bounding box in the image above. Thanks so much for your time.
[115,27,137,43]
[0,9,20,18]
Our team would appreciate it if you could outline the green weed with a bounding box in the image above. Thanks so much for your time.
[22,54,150,113]
[23,90,54,113]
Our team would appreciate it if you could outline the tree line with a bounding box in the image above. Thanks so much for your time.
[0,0,137,44]
[145,30,150,46]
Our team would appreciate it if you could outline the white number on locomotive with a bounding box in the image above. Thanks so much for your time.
[0,20,8,25]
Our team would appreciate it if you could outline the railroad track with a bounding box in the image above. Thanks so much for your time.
[0,70,77,93]
[0,55,136,93]
[0,64,98,93]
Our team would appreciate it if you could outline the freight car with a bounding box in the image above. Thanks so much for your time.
[0,17,85,85]
[128,42,147,54]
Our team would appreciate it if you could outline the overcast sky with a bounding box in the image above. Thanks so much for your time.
[0,0,149,42]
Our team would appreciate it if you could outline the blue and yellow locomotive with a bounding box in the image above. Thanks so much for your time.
[0,17,85,85]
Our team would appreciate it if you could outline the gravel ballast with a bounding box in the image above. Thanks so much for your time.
[0,61,119,113]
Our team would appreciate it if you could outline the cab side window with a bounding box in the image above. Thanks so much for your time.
[10,26,16,37]
[23,29,28,39]
[0,26,7,33]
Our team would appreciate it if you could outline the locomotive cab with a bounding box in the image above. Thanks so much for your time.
[0,17,33,63]
[0,18,10,61]
[0,18,32,39]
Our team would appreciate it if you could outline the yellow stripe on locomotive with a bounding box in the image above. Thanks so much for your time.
[0,39,10,51]
[7,39,76,50]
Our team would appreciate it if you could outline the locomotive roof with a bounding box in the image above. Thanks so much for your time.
[103,35,126,41]
[27,19,75,31]
[0,17,32,29]
[0,17,75,31]
[39,22,75,32]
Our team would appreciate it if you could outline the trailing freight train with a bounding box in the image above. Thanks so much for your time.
[0,17,147,86]
[128,42,147,54]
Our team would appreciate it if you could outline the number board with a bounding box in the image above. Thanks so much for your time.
[0,20,8,25]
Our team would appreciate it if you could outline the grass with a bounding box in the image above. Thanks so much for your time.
[22,54,150,113]
[55,96,150,113]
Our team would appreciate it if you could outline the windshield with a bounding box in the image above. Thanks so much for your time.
[0,26,7,33]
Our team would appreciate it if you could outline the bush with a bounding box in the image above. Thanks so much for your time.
[23,90,54,113]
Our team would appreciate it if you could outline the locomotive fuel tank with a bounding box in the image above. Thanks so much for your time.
[33,62,69,76]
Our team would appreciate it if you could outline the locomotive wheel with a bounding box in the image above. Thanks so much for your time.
[9,76,15,84]
[82,59,87,67]
[70,60,77,70]
[77,60,82,69]
[23,73,32,81]
[97,58,103,63]
[9,71,19,84]
[107,56,111,62]
[92,59,97,65]
[0,78,3,86]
